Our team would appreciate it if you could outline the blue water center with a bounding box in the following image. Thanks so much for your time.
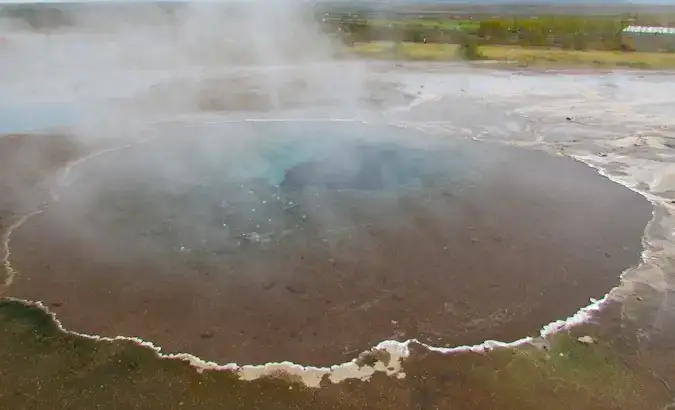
[182,121,475,191]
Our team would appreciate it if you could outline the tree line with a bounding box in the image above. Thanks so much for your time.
[474,17,626,50]
[326,16,632,51]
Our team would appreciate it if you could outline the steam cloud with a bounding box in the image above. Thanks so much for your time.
[0,0,433,276]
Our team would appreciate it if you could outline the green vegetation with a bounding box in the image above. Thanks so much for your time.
[334,14,675,68]
[458,33,485,60]
[336,18,479,44]
[331,15,630,48]
[475,16,625,50]
[366,18,480,32]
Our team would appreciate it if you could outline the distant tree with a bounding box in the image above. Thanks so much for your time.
[477,19,510,42]
[572,33,588,51]
[457,34,484,60]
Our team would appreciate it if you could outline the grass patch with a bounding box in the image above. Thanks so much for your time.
[347,41,675,68]
[478,45,675,69]
[349,41,460,61]
[366,18,479,32]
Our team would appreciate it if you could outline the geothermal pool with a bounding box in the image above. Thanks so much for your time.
[6,120,651,365]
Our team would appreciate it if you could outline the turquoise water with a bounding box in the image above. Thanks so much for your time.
[211,122,472,190]
[59,121,479,255]
[232,135,328,187]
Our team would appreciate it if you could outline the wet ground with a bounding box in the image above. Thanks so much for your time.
[1,32,675,410]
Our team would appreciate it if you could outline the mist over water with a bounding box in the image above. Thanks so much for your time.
[48,121,481,265]
[0,0,395,226]
[0,0,458,302]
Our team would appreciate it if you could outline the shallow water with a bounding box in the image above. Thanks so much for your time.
[6,119,651,365]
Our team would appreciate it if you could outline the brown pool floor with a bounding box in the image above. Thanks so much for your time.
[4,131,651,366]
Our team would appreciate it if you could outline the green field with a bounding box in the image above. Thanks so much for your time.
[366,18,480,32]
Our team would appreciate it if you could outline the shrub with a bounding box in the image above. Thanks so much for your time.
[458,35,484,60]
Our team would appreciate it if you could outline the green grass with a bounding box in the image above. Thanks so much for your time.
[366,18,480,32]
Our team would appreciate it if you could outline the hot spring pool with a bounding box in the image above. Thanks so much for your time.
[6,120,651,365]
